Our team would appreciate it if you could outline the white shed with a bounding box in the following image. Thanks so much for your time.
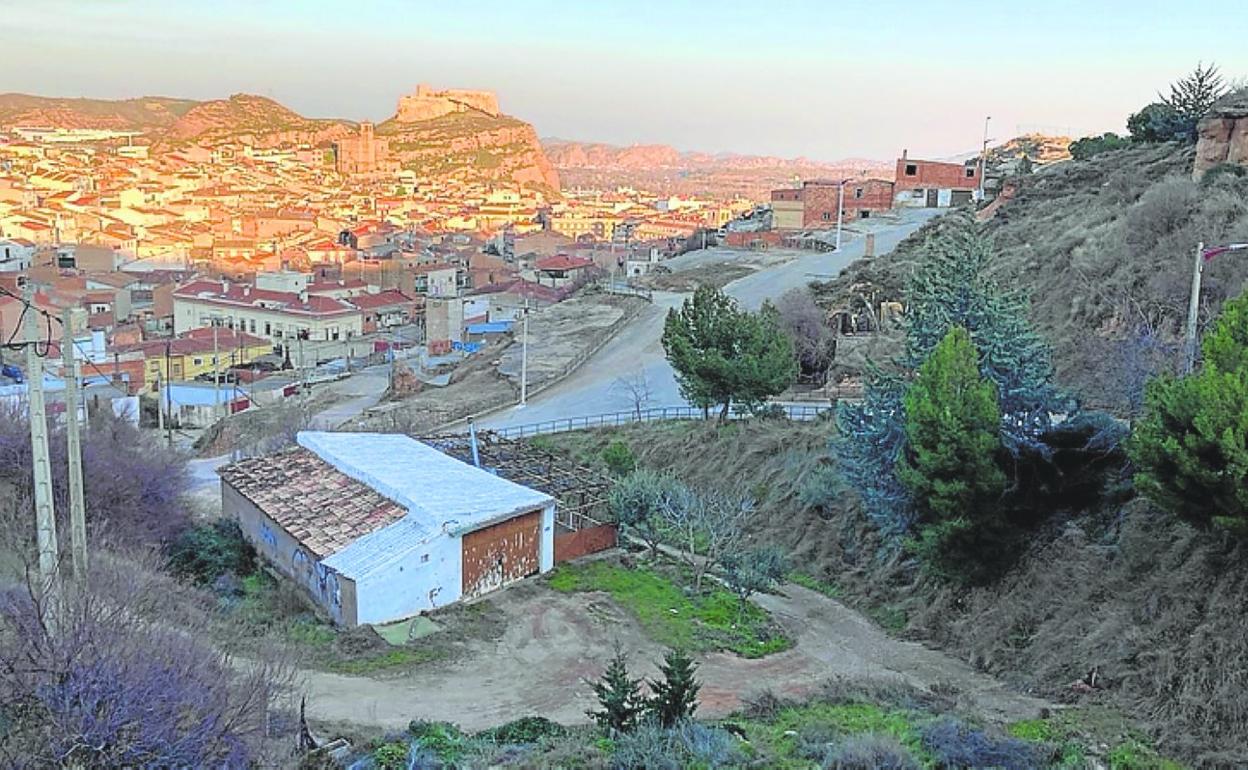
[219,431,556,626]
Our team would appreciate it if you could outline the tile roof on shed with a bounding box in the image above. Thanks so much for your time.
[218,447,406,558]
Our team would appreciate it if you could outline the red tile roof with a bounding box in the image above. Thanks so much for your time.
[345,289,416,310]
[172,280,359,317]
[219,447,407,558]
[535,254,594,272]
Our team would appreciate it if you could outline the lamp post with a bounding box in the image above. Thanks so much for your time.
[978,116,992,202]
[519,293,530,408]
[1185,241,1248,373]
[835,177,853,252]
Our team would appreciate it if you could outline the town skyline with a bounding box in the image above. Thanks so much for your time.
[4,0,1245,160]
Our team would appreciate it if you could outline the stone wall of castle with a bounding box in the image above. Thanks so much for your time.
[395,84,500,123]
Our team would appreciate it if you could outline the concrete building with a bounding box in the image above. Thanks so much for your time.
[172,278,364,348]
[219,431,556,626]
[769,180,895,231]
[0,238,35,272]
[893,151,979,208]
[770,188,804,230]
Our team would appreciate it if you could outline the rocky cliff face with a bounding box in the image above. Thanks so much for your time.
[1194,88,1248,179]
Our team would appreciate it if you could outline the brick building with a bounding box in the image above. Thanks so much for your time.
[769,179,895,231]
[893,150,979,208]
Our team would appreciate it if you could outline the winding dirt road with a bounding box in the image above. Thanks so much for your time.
[300,580,1046,732]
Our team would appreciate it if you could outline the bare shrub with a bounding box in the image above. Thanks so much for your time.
[0,547,294,766]
[0,405,190,548]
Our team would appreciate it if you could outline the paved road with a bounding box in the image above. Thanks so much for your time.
[185,363,393,508]
[476,210,940,431]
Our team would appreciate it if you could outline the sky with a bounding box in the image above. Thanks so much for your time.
[1,0,1245,161]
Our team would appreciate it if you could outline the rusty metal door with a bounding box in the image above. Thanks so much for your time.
[925,188,939,207]
[461,510,541,598]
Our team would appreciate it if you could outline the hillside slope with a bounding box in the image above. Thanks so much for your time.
[816,141,1248,411]
[163,93,352,146]
[0,93,199,130]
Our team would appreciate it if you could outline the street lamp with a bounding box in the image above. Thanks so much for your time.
[835,177,853,252]
[978,116,992,203]
[1184,241,1248,373]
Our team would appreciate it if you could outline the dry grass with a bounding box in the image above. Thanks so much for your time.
[540,420,1248,765]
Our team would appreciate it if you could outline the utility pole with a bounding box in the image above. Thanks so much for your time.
[978,116,992,203]
[24,286,60,616]
[1187,241,1248,373]
[1183,241,1205,374]
[519,293,529,407]
[61,308,87,577]
[212,320,220,409]
[164,339,173,447]
[835,180,847,251]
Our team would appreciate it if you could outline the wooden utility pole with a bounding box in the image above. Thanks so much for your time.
[24,286,60,613]
[1183,241,1205,375]
[61,308,87,577]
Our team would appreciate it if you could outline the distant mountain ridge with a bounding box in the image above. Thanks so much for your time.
[543,139,893,199]
[0,93,199,130]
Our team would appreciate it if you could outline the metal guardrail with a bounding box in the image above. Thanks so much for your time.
[485,403,834,439]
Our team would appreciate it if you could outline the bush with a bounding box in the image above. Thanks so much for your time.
[822,733,921,770]
[167,519,256,585]
[919,718,1049,770]
[1131,289,1248,534]
[0,552,290,766]
[1127,102,1193,143]
[601,440,637,477]
[478,716,566,744]
[610,719,742,770]
[1069,132,1132,160]
[0,407,191,547]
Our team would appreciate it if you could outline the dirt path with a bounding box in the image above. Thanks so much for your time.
[299,580,1047,733]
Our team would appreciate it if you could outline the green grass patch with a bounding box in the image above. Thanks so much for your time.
[743,702,929,768]
[788,571,842,598]
[328,646,444,675]
[866,603,908,633]
[547,560,791,658]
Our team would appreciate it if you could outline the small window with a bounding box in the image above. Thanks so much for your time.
[913,189,925,198]
[822,212,831,221]
[859,210,871,219]
[904,163,918,176]
[966,167,976,178]
[854,187,864,199]
[421,554,430,563]
[192,358,202,366]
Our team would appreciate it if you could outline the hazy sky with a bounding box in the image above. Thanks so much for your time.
[1,0,1244,160]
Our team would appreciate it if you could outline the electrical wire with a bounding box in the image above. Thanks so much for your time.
[0,284,131,396]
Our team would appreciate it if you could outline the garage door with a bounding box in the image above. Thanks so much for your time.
[461,510,541,599]
[950,190,973,206]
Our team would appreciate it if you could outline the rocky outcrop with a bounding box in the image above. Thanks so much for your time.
[1193,87,1248,179]
[395,84,500,123]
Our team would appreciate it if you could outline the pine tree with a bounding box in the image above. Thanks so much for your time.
[1161,62,1226,121]
[662,286,796,419]
[586,644,644,734]
[646,649,701,728]
[1131,289,1248,534]
[897,327,1008,582]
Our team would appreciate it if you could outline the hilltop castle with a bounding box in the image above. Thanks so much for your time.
[395,84,500,123]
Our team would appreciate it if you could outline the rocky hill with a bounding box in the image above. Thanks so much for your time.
[544,139,893,199]
[0,93,198,130]
[378,108,559,190]
[162,93,352,147]
[0,88,559,189]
